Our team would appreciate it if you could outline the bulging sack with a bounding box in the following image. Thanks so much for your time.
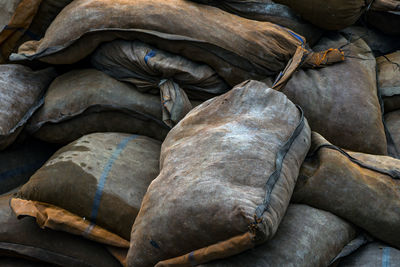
[27,69,169,143]
[274,0,400,30]
[11,132,161,247]
[367,11,400,36]
[127,80,311,266]
[11,0,338,86]
[385,110,400,154]
[0,194,121,267]
[292,132,400,249]
[91,40,229,126]
[200,204,357,267]
[377,51,400,113]
[0,64,56,150]
[280,33,387,155]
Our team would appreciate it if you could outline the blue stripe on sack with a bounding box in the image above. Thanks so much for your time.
[89,134,139,223]
[287,30,305,45]
[2,25,40,40]
[144,50,156,64]
[382,247,391,267]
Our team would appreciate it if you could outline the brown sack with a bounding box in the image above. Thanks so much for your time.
[187,0,323,45]
[0,194,121,267]
[200,204,357,267]
[377,51,400,113]
[27,69,169,143]
[0,64,56,150]
[0,138,59,195]
[127,80,311,267]
[292,132,400,249]
[338,242,400,266]
[280,33,387,155]
[11,132,161,247]
[11,0,330,86]
[91,40,229,126]
[385,110,400,154]
[274,0,400,30]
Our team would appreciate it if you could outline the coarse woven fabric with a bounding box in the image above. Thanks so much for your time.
[367,11,400,36]
[0,0,21,26]
[377,51,400,113]
[200,204,356,267]
[127,80,311,266]
[187,0,322,46]
[0,194,121,267]
[293,132,400,250]
[27,69,169,143]
[338,242,400,266]
[281,33,386,155]
[12,0,310,86]
[14,132,161,242]
[0,64,56,150]
[385,110,400,154]
[274,0,400,30]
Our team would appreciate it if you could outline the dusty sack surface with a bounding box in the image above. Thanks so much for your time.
[0,64,56,150]
[13,0,308,86]
[377,51,400,113]
[385,110,400,153]
[293,132,400,249]
[14,132,161,242]
[282,33,386,155]
[27,69,169,143]
[200,204,356,267]
[0,194,121,267]
[127,80,311,266]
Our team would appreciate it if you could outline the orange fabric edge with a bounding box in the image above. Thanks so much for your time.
[10,198,130,248]
[155,232,255,267]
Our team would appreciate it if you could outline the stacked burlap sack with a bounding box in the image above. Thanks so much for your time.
[1,0,400,266]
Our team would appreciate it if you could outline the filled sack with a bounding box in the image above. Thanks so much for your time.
[274,0,400,30]
[92,40,229,126]
[0,194,121,267]
[292,132,400,249]
[280,33,387,155]
[27,69,169,143]
[200,204,357,267]
[127,80,311,266]
[188,0,322,45]
[337,242,400,266]
[385,110,400,154]
[0,138,59,195]
[0,64,56,150]
[377,51,400,113]
[367,11,400,36]
[11,132,161,247]
[11,0,342,86]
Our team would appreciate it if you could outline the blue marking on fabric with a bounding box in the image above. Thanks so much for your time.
[382,247,391,267]
[287,30,305,45]
[2,25,40,40]
[150,240,160,249]
[89,134,139,223]
[189,251,196,266]
[144,50,156,64]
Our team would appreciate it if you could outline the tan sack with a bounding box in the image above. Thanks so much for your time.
[0,64,56,150]
[292,132,400,249]
[199,204,357,267]
[11,132,161,248]
[11,0,342,86]
[0,194,121,266]
[127,80,311,266]
[281,33,387,155]
[377,51,400,113]
[26,69,169,143]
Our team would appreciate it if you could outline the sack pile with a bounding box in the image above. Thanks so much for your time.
[0,0,399,266]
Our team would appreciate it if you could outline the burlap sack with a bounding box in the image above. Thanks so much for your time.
[200,204,357,267]
[0,194,121,267]
[0,64,56,150]
[11,0,337,86]
[367,11,400,36]
[11,132,161,247]
[0,0,73,63]
[188,0,322,45]
[338,242,400,266]
[27,69,169,143]
[92,40,229,126]
[274,0,400,30]
[293,132,400,249]
[0,138,58,195]
[377,51,400,113]
[386,110,400,154]
[127,80,311,266]
[280,33,387,155]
